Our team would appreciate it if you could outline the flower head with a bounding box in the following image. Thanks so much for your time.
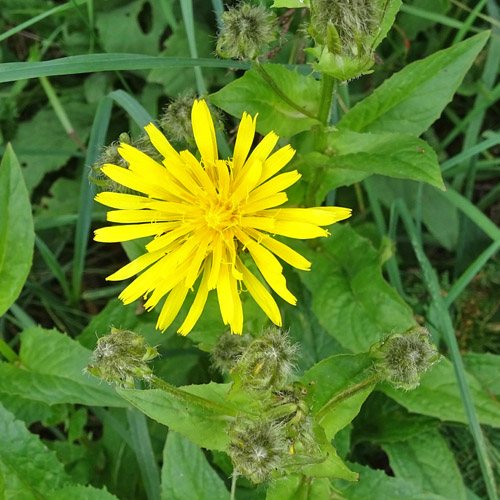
[94,100,351,335]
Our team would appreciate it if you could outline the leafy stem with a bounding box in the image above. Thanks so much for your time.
[317,73,337,125]
[0,338,19,363]
[253,61,318,120]
[316,373,381,422]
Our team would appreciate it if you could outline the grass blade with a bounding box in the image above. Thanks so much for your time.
[127,408,161,500]
[71,97,112,303]
[400,4,481,31]
[108,90,154,128]
[398,201,498,500]
[0,54,250,83]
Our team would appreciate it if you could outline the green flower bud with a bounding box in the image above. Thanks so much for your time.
[370,327,441,390]
[210,331,252,374]
[87,328,159,388]
[228,417,289,483]
[159,94,196,145]
[216,3,277,60]
[231,327,298,393]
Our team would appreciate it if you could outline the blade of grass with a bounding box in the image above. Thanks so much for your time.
[35,235,72,302]
[211,0,225,31]
[71,96,112,303]
[158,0,178,30]
[0,338,18,363]
[444,238,500,307]
[0,0,87,43]
[400,4,482,31]
[180,0,207,95]
[127,408,161,500]
[0,54,251,83]
[397,201,498,500]
[9,304,36,330]
[108,89,154,128]
[453,0,489,44]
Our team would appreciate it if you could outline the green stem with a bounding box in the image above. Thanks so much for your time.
[317,73,336,125]
[0,338,18,363]
[150,376,236,417]
[230,472,238,500]
[253,62,317,120]
[316,373,380,422]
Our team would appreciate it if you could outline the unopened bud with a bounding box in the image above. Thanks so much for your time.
[231,327,298,392]
[216,3,277,60]
[228,417,289,483]
[370,327,441,390]
[210,331,252,374]
[87,328,159,388]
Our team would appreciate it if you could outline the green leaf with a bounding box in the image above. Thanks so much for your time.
[0,402,70,499]
[0,327,126,407]
[272,0,310,7]
[210,64,321,137]
[338,31,490,136]
[299,354,375,439]
[383,430,466,500]
[315,130,444,191]
[161,431,230,500]
[463,352,500,396]
[49,485,119,500]
[297,225,415,352]
[0,145,34,317]
[381,357,500,427]
[117,383,238,451]
[334,462,449,500]
[266,475,330,500]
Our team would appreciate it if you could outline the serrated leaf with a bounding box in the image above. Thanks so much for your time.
[297,225,415,352]
[0,145,34,316]
[339,31,490,135]
[161,432,230,500]
[0,327,126,407]
[381,357,500,427]
[299,354,375,440]
[383,430,466,500]
[210,64,321,137]
[117,383,239,451]
[0,402,70,499]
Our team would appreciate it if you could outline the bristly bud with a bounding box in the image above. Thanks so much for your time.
[87,328,159,388]
[228,417,289,483]
[159,94,196,144]
[370,327,441,390]
[216,3,277,60]
[309,0,379,58]
[89,132,161,192]
[231,327,298,393]
[210,331,252,374]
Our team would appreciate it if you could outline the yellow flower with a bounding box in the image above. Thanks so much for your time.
[94,100,351,335]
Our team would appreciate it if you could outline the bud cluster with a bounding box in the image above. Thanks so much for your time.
[370,327,441,390]
[210,331,252,375]
[87,328,159,388]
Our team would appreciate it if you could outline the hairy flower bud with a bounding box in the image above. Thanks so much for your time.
[231,327,298,393]
[159,94,196,144]
[228,417,289,483]
[370,327,441,390]
[87,328,159,388]
[216,3,277,60]
[210,331,252,374]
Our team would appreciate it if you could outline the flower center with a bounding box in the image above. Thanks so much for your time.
[204,201,237,232]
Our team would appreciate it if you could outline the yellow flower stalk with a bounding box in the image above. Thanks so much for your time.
[94,100,351,335]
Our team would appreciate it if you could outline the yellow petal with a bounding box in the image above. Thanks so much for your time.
[207,237,222,290]
[271,221,329,239]
[156,282,190,332]
[101,164,170,199]
[242,192,288,214]
[145,224,194,253]
[144,123,182,163]
[267,207,352,226]
[248,170,301,202]
[192,100,218,165]
[228,271,243,335]
[118,143,169,183]
[94,222,172,242]
[178,264,211,335]
[231,160,262,206]
[107,249,165,281]
[245,130,278,167]
[179,150,217,196]
[259,145,295,184]
[233,112,256,173]
[257,234,311,271]
[95,192,153,210]
[106,209,179,224]
[237,258,282,327]
[216,262,234,327]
